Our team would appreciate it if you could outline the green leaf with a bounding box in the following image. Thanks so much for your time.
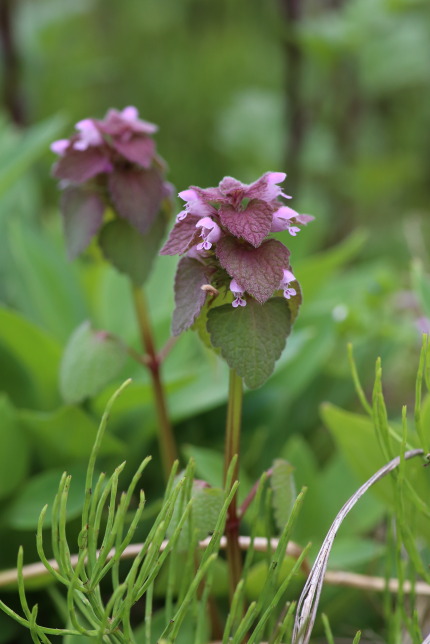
[6,464,89,530]
[0,307,61,409]
[167,482,224,550]
[6,220,89,343]
[59,321,127,403]
[411,258,430,319]
[19,405,125,467]
[207,297,291,389]
[99,213,166,285]
[244,557,304,601]
[270,459,296,532]
[0,114,65,198]
[192,486,224,540]
[0,395,30,501]
[321,402,430,535]
[182,444,253,504]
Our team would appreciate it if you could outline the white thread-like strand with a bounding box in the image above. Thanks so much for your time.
[292,448,424,644]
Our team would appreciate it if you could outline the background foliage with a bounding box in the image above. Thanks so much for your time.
[1,0,430,641]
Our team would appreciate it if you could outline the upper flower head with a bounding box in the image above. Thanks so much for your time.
[50,107,170,260]
[162,171,313,324]
[50,106,160,184]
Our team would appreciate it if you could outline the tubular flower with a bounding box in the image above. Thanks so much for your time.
[230,279,247,308]
[162,172,314,335]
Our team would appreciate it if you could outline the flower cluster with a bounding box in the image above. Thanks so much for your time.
[51,107,171,259]
[161,172,313,335]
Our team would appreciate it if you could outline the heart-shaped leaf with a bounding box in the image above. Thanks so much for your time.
[216,237,290,303]
[99,216,165,285]
[207,297,291,388]
[219,199,273,247]
[60,321,127,403]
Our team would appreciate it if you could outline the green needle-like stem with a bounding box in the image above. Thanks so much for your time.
[224,368,244,600]
[131,284,177,480]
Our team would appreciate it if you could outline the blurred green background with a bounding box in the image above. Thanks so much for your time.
[1,0,430,641]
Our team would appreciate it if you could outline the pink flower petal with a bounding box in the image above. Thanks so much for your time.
[50,139,70,156]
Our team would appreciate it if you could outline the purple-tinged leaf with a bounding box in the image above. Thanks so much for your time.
[216,237,290,303]
[207,297,291,388]
[108,167,164,234]
[60,187,105,259]
[160,216,200,255]
[172,257,210,335]
[99,216,166,285]
[52,148,111,183]
[219,199,273,247]
[112,136,155,168]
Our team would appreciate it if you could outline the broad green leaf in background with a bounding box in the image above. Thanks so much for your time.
[0,307,61,409]
[0,115,65,198]
[18,404,125,468]
[207,297,292,389]
[6,220,88,342]
[6,464,90,530]
[321,402,430,536]
[98,216,166,286]
[59,321,128,404]
[182,444,253,504]
[0,396,30,501]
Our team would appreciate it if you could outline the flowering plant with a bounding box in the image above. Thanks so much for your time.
[51,106,172,284]
[161,172,313,388]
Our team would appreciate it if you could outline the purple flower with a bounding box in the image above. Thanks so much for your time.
[162,171,313,333]
[230,279,246,308]
[271,206,314,236]
[74,119,104,150]
[51,106,170,258]
[280,268,297,299]
[196,217,222,251]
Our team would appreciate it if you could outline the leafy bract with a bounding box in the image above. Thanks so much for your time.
[52,147,109,183]
[107,167,164,234]
[207,297,291,388]
[215,237,290,303]
[159,215,200,255]
[99,216,166,285]
[218,199,273,247]
[59,321,127,403]
[60,186,105,259]
[172,257,210,335]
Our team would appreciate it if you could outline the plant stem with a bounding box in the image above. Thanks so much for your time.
[224,368,244,600]
[131,284,177,480]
